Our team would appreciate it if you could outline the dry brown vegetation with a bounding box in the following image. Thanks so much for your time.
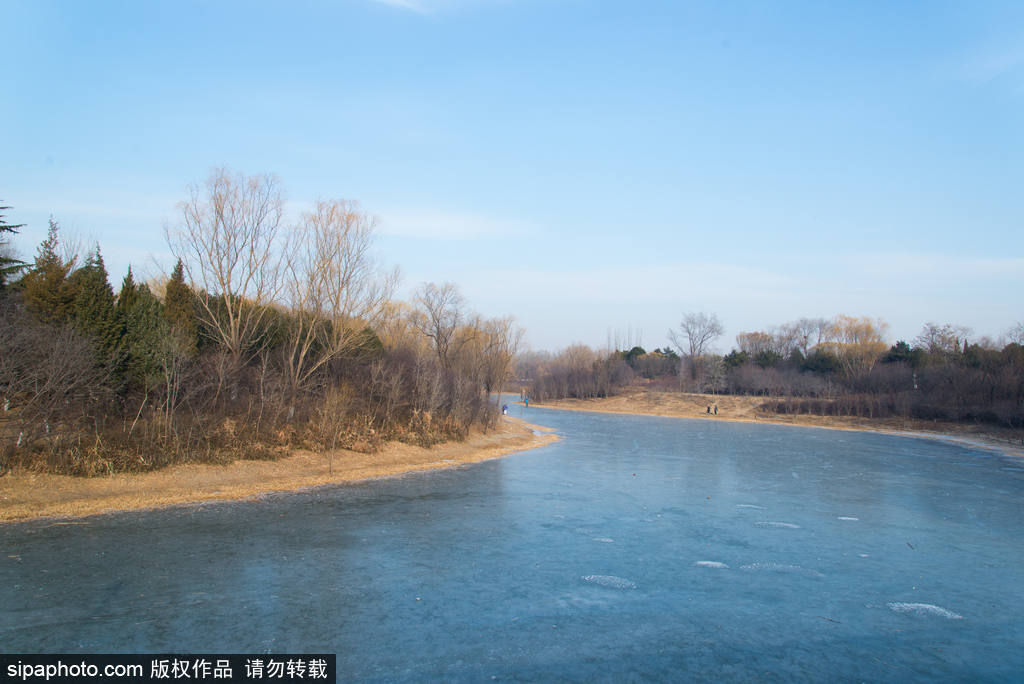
[533,390,1024,457]
[0,417,556,523]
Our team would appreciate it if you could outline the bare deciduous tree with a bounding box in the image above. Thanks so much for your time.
[165,167,287,363]
[476,315,526,411]
[1006,321,1024,346]
[282,199,400,392]
[669,312,724,381]
[413,282,476,370]
[914,322,973,356]
[823,315,891,379]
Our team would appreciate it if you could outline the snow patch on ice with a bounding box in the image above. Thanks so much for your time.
[887,603,964,620]
[754,522,802,529]
[592,538,615,543]
[692,561,730,569]
[735,504,767,510]
[741,563,826,578]
[582,575,636,589]
[837,517,859,521]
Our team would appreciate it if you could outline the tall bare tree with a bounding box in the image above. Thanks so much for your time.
[824,315,890,378]
[478,315,526,409]
[165,167,287,363]
[1006,321,1024,346]
[669,311,724,376]
[282,199,400,392]
[412,282,476,370]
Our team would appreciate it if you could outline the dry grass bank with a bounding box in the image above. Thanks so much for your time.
[0,417,558,523]
[530,391,1024,458]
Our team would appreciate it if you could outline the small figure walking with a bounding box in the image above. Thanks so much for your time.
[714,404,718,416]
[502,404,508,415]
[707,405,711,415]
[525,397,530,408]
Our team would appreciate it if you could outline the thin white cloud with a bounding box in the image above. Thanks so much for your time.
[371,0,428,13]
[369,0,535,14]
[381,210,532,240]
[949,43,1024,84]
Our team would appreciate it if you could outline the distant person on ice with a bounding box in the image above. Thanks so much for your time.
[502,404,508,415]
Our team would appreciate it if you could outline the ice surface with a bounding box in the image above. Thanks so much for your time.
[837,517,859,521]
[2,406,1021,682]
[691,561,730,569]
[581,575,636,589]
[592,537,614,543]
[753,522,802,529]
[740,563,826,578]
[887,603,964,620]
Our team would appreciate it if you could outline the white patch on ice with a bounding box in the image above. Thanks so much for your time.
[735,504,767,510]
[593,538,615,543]
[582,575,636,589]
[837,517,859,521]
[887,603,964,620]
[740,563,826,578]
[858,554,869,558]
[692,561,730,569]
[754,522,802,529]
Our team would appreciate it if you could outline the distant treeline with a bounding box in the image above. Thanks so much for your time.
[521,315,1024,431]
[0,174,523,475]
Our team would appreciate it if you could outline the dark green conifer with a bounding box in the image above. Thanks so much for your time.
[0,202,26,289]
[20,218,76,324]
[118,266,139,315]
[163,259,198,354]
[72,247,123,362]
[125,284,167,387]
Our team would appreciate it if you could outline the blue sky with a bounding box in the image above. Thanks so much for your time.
[3,0,1022,352]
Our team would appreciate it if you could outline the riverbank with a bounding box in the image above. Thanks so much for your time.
[527,391,1024,458]
[0,417,557,523]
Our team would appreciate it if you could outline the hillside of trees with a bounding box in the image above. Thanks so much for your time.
[522,314,1024,435]
[0,173,524,476]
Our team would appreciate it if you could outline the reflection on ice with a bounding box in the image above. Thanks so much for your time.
[754,522,802,529]
[887,603,965,620]
[581,575,636,589]
[691,561,730,569]
[741,563,826,578]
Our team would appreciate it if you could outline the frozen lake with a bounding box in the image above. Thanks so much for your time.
[3,407,1023,682]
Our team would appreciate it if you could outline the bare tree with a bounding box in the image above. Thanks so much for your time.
[478,315,527,410]
[914,322,973,356]
[669,311,724,371]
[165,167,287,363]
[412,282,476,370]
[282,199,400,392]
[824,315,891,379]
[793,317,832,355]
[1003,321,1024,346]
[0,300,105,454]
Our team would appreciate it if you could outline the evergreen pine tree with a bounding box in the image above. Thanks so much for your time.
[0,202,27,289]
[117,266,139,315]
[20,218,76,324]
[72,246,123,361]
[125,284,167,388]
[164,258,198,354]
